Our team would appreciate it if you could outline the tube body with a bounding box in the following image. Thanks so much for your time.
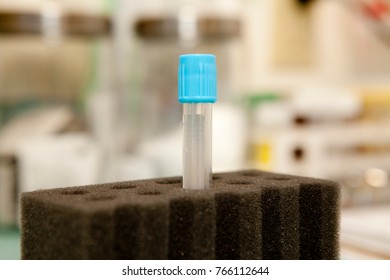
[182,103,212,189]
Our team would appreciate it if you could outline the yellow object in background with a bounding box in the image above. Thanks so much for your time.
[360,88,390,120]
[253,139,273,171]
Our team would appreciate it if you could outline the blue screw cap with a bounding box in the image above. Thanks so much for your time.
[178,54,217,103]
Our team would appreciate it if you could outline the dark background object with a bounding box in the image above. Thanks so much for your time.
[134,16,240,41]
[296,0,316,7]
[0,11,111,37]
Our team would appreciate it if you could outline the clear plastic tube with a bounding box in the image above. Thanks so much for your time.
[182,103,212,189]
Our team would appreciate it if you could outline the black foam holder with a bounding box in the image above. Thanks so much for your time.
[20,170,340,260]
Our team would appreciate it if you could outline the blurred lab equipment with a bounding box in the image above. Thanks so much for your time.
[0,4,111,227]
[341,205,390,259]
[0,7,111,122]
[108,2,243,179]
[246,87,390,208]
[138,101,247,178]
[0,106,77,227]
[130,4,240,145]
[17,133,103,193]
[313,0,390,82]
[346,0,390,44]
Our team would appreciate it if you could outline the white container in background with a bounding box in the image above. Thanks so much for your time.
[17,134,103,192]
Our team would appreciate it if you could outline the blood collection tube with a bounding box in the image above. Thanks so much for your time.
[178,54,217,189]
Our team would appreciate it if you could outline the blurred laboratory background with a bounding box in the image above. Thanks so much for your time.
[1,0,390,259]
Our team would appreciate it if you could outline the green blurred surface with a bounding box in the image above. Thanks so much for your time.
[0,228,20,260]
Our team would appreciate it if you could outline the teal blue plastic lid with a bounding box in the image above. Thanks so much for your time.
[178,54,217,103]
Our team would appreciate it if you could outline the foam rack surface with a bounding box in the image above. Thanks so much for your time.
[20,170,340,260]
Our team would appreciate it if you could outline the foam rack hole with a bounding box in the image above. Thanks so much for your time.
[227,180,253,185]
[138,191,162,196]
[86,195,115,201]
[156,178,181,185]
[111,184,136,190]
[61,190,88,196]
[241,170,261,177]
[268,176,291,181]
[212,175,222,180]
